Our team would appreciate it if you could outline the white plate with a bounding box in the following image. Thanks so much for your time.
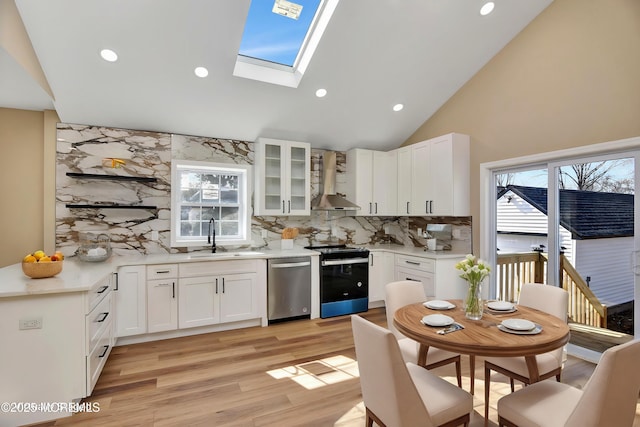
[498,324,543,335]
[424,300,455,310]
[501,318,536,331]
[422,314,454,327]
[487,301,515,311]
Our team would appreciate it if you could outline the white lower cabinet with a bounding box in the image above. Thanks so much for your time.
[178,272,257,328]
[147,279,178,333]
[178,260,260,329]
[115,265,147,337]
[394,254,468,300]
[368,251,395,305]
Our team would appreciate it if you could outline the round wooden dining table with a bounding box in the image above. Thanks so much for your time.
[393,300,570,424]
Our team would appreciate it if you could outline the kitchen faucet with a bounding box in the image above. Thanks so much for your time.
[208,218,216,253]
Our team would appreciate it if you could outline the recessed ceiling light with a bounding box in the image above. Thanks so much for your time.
[100,49,118,62]
[393,103,404,112]
[315,88,327,98]
[480,2,495,16]
[194,67,209,78]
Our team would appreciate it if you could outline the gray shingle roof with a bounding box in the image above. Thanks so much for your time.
[499,185,634,239]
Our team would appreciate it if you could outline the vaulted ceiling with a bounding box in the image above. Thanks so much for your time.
[1,0,553,151]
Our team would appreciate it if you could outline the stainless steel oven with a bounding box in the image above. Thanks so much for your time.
[306,245,370,318]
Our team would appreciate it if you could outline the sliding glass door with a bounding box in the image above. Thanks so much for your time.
[491,151,638,347]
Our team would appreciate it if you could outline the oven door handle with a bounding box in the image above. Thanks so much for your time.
[322,258,369,266]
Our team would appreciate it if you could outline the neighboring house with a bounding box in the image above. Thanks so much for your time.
[496,185,634,307]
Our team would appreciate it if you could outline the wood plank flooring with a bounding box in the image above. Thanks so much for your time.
[27,308,640,427]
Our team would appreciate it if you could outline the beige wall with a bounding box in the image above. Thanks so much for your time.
[0,108,43,267]
[404,0,640,253]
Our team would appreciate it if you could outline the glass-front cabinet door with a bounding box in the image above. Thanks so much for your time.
[255,138,310,216]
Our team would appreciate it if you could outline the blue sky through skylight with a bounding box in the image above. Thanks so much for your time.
[239,0,322,67]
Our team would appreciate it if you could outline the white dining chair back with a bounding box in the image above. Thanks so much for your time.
[385,280,427,340]
[351,314,472,427]
[497,339,640,427]
[519,282,568,321]
[566,339,640,426]
[351,314,433,426]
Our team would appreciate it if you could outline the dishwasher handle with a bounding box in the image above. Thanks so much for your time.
[270,261,311,269]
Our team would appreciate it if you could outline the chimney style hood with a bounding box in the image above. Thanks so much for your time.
[311,151,360,210]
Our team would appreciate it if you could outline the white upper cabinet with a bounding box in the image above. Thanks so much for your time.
[407,133,470,216]
[254,138,311,216]
[395,146,412,215]
[346,149,397,216]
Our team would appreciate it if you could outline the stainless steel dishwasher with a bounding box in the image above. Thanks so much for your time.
[267,257,312,323]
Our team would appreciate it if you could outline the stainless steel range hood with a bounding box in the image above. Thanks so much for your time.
[311,151,360,210]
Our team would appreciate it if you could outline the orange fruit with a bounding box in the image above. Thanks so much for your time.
[23,254,37,263]
[39,256,52,263]
[54,251,64,261]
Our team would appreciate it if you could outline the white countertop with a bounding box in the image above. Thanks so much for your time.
[0,246,466,299]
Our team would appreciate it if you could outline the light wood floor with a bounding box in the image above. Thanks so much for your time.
[28,308,640,427]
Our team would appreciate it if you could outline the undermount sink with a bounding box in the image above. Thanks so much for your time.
[188,251,264,259]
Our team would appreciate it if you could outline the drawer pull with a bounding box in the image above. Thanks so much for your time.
[405,261,421,266]
[99,345,109,358]
[96,285,109,294]
[114,272,119,291]
[96,312,109,323]
[406,277,420,282]
[155,270,171,274]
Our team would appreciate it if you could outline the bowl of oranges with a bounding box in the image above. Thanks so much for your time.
[22,250,64,279]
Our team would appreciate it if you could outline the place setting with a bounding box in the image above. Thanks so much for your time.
[485,300,517,314]
[423,299,456,310]
[497,318,543,335]
[420,313,465,334]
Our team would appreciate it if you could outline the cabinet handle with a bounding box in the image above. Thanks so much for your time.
[114,272,119,291]
[369,202,372,214]
[99,345,109,358]
[282,200,285,214]
[406,201,410,215]
[405,260,421,266]
[370,253,374,267]
[429,200,433,214]
[222,278,225,293]
[96,312,109,322]
[406,277,420,282]
[172,282,175,299]
[215,278,219,294]
[155,270,171,274]
[374,202,378,214]
[425,201,428,214]
[96,285,109,294]
[288,200,291,214]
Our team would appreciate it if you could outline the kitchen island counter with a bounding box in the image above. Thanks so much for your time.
[0,248,319,299]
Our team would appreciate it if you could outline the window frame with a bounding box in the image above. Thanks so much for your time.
[170,159,252,248]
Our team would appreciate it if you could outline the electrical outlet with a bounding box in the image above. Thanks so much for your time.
[19,317,42,330]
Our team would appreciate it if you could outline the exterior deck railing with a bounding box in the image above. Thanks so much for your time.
[496,252,607,328]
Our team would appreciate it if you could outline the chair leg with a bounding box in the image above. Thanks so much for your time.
[484,364,491,422]
[469,355,476,395]
[455,358,462,388]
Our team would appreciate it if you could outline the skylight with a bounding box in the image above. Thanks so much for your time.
[239,0,322,67]
[234,0,339,88]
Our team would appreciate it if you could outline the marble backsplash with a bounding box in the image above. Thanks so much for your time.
[55,123,472,257]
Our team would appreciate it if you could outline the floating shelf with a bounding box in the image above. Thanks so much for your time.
[66,172,157,183]
[66,204,157,210]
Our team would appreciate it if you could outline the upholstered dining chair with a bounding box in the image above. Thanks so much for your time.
[497,339,640,427]
[385,281,465,389]
[484,283,569,421]
[351,314,473,427]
